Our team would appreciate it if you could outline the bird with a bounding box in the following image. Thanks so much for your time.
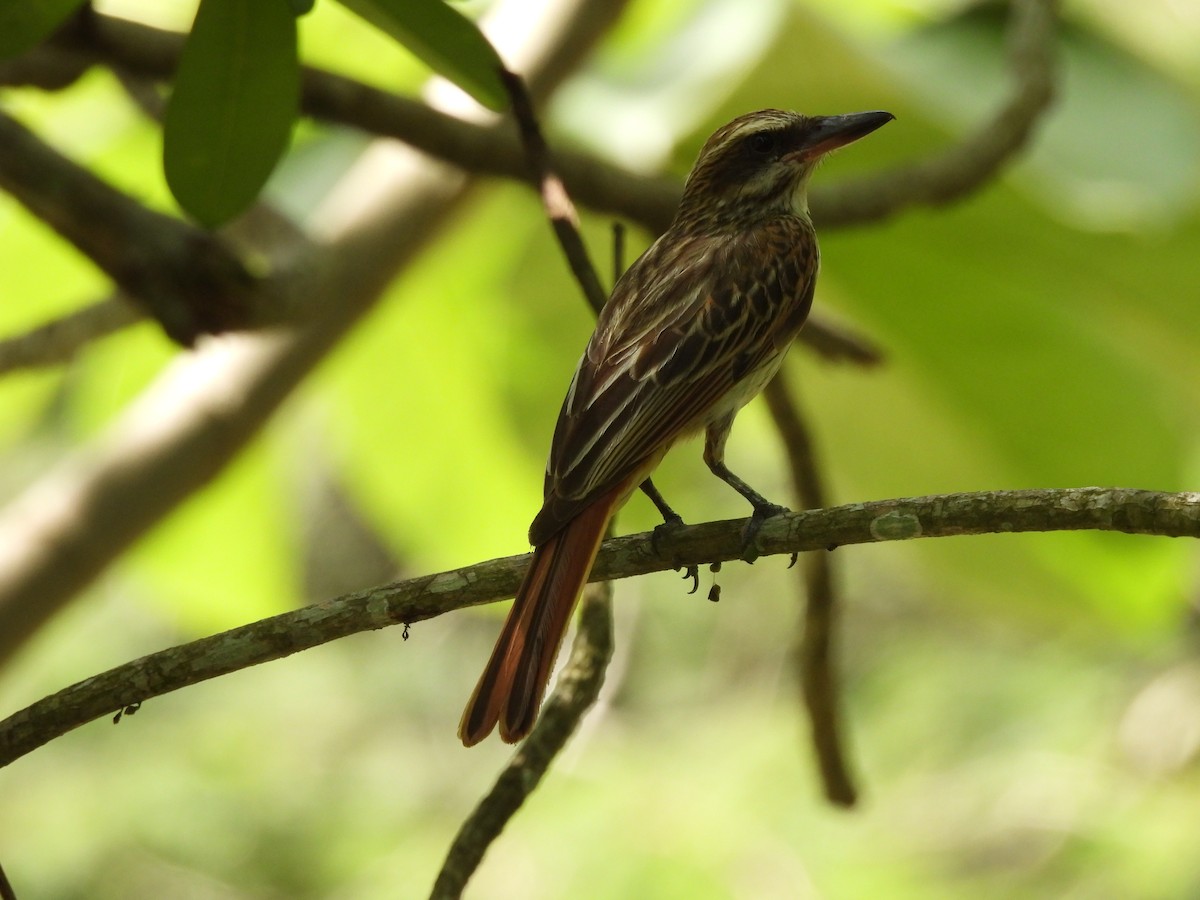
[459,108,894,746]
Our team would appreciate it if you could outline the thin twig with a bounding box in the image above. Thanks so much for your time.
[498,67,607,314]
[430,581,614,899]
[0,298,141,375]
[798,316,884,367]
[764,375,857,807]
[429,67,618,897]
[2,486,1196,770]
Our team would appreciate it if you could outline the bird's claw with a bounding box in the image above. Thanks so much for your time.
[681,565,700,594]
[739,502,788,563]
[650,515,698,594]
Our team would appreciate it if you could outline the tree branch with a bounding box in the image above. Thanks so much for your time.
[58,0,1058,234]
[764,375,857,807]
[499,66,608,313]
[0,297,140,374]
[2,487,1195,769]
[431,79,618,885]
[0,0,1056,369]
[0,0,627,664]
[0,110,267,346]
[430,581,614,899]
[817,0,1059,227]
[797,317,885,367]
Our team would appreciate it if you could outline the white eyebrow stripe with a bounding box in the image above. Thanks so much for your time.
[723,113,796,142]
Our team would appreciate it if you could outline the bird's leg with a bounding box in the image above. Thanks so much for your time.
[642,478,684,528]
[704,415,788,561]
[642,478,698,593]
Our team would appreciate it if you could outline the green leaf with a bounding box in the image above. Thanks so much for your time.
[287,0,317,15]
[335,0,508,111]
[0,0,86,59]
[163,0,300,226]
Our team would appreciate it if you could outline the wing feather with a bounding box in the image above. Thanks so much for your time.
[530,220,816,545]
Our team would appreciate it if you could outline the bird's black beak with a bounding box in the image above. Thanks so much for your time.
[795,110,894,161]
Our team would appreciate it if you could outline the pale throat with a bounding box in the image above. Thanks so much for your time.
[784,167,815,217]
[736,165,814,218]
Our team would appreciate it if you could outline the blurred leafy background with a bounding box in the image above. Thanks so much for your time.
[2,0,1200,897]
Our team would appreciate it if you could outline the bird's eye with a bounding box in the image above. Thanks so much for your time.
[747,132,777,155]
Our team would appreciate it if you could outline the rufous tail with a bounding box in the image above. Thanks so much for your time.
[459,491,617,746]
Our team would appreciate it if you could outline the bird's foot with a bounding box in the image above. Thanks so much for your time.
[739,502,788,563]
[651,512,686,553]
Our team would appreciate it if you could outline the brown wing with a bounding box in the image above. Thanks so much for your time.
[529,218,817,545]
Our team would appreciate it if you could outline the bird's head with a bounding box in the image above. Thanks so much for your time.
[677,108,894,228]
